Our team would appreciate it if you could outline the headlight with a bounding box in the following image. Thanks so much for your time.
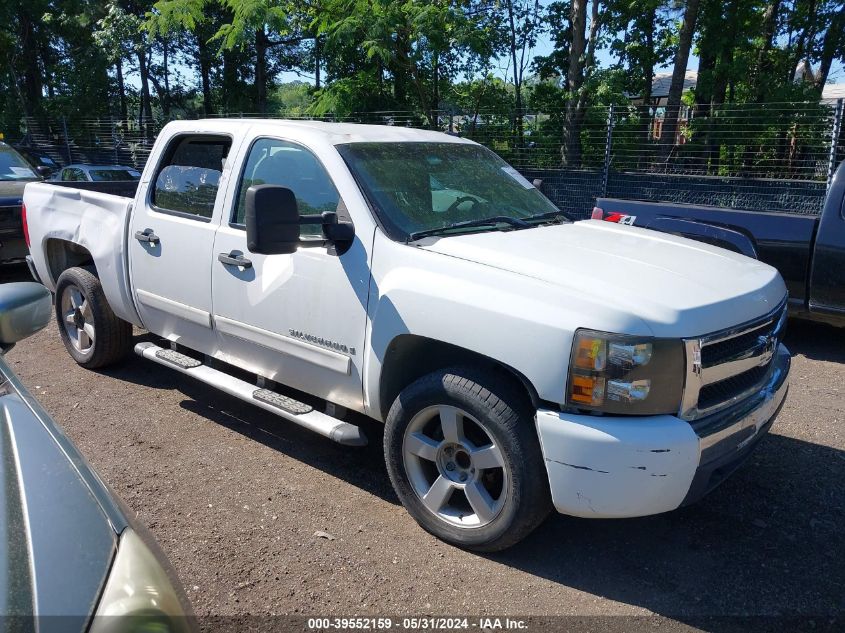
[89,529,195,633]
[567,329,685,415]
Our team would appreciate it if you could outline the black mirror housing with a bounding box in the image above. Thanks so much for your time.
[245,185,300,255]
[36,165,53,178]
[245,184,356,256]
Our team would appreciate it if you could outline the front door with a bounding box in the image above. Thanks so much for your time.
[129,133,233,352]
[211,137,370,411]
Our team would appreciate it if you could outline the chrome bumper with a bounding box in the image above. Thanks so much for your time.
[681,343,790,505]
[25,255,42,284]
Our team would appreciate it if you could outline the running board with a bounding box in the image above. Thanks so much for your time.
[134,342,367,446]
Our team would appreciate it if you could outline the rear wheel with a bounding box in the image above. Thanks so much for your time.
[55,267,132,368]
[384,367,551,551]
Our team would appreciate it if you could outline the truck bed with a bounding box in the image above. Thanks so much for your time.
[594,197,819,308]
[23,181,141,326]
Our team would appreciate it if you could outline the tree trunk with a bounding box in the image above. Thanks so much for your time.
[814,3,845,92]
[752,0,781,102]
[197,36,213,115]
[432,53,440,127]
[137,49,154,129]
[638,7,656,169]
[392,33,408,107]
[255,28,268,113]
[222,50,238,112]
[788,0,817,84]
[562,0,587,166]
[584,0,600,77]
[116,58,128,120]
[19,8,42,117]
[506,0,522,139]
[315,35,322,90]
[659,0,701,164]
[162,39,171,116]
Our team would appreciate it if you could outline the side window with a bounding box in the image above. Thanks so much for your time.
[151,135,231,220]
[233,138,341,236]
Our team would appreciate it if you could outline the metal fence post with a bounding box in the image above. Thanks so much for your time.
[827,98,844,189]
[602,104,615,197]
[62,116,73,164]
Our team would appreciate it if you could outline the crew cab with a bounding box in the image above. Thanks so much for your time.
[23,120,791,551]
[594,160,845,327]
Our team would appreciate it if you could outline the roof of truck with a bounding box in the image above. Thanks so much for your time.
[165,118,475,146]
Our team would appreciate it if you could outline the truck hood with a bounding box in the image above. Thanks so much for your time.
[420,220,786,337]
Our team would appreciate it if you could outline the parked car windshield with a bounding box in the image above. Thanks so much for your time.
[89,168,141,181]
[0,144,38,181]
[337,142,567,241]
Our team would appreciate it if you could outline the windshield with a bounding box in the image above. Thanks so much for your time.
[0,145,38,181]
[89,169,141,181]
[337,142,567,241]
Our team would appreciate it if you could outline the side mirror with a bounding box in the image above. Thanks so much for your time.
[245,185,300,255]
[532,178,543,189]
[0,283,52,352]
[245,184,356,256]
[36,165,53,178]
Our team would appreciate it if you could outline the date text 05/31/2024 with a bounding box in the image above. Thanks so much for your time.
[306,617,529,630]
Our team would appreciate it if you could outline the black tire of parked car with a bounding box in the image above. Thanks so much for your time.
[55,266,133,369]
[384,367,552,552]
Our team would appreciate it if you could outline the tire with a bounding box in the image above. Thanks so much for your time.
[55,266,132,369]
[384,367,552,552]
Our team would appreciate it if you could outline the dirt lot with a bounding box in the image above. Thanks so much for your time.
[4,265,844,624]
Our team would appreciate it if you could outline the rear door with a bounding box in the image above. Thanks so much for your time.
[128,133,234,353]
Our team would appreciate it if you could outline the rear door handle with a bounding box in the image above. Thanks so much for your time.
[135,229,160,244]
[218,252,253,269]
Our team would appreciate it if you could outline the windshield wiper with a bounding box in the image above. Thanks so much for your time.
[408,216,530,241]
[521,210,572,224]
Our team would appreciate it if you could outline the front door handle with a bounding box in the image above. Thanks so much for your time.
[218,252,253,269]
[135,229,160,244]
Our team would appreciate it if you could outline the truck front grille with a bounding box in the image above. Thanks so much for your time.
[680,300,787,420]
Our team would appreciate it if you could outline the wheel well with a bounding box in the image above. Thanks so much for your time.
[44,239,95,285]
[378,334,540,419]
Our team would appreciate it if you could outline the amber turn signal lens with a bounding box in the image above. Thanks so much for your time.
[574,336,606,371]
[570,374,605,406]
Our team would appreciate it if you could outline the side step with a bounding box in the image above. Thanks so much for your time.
[135,342,367,446]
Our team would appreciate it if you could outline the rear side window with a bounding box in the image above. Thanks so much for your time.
[152,135,231,219]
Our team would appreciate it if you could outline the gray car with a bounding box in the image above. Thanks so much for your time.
[53,165,141,183]
[0,282,194,632]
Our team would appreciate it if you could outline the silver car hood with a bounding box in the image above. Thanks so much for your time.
[0,357,123,628]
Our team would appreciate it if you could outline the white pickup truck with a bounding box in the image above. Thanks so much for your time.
[23,119,790,551]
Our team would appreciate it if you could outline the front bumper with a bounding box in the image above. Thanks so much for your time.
[25,254,42,283]
[535,344,790,518]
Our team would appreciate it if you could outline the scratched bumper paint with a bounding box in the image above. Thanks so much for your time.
[534,410,701,518]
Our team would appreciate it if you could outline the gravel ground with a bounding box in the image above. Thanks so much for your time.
[4,265,844,624]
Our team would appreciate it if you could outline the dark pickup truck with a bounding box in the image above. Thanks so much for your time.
[0,142,46,264]
[593,160,845,327]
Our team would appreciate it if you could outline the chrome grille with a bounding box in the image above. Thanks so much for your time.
[680,299,787,420]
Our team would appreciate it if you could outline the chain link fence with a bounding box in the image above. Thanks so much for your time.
[7,100,844,219]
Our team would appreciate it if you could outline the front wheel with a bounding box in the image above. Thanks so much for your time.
[384,367,551,552]
[55,266,132,369]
